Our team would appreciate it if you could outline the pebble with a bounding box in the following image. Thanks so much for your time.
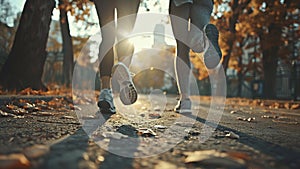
[149,113,161,119]
[8,137,14,143]
[214,141,221,145]
[154,125,167,129]
[230,110,236,114]
[174,122,193,127]
[96,155,105,162]
[184,129,200,136]
[261,115,278,119]
[237,117,255,122]
[153,106,162,111]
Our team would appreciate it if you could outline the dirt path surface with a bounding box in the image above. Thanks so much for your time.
[0,95,299,169]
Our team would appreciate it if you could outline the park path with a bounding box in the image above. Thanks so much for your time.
[0,95,299,169]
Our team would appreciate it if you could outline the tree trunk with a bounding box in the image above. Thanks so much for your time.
[261,24,281,99]
[221,0,251,74]
[221,0,238,74]
[237,57,243,97]
[262,50,278,99]
[59,0,74,87]
[0,0,55,91]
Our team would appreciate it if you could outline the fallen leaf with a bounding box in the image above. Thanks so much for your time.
[36,112,54,116]
[154,161,177,169]
[19,88,42,95]
[183,150,245,168]
[154,125,167,129]
[102,132,128,139]
[0,110,12,117]
[284,103,290,109]
[227,152,250,160]
[290,104,299,110]
[70,105,82,110]
[149,113,161,119]
[225,131,239,139]
[6,104,18,110]
[23,145,49,159]
[22,103,35,110]
[0,153,30,169]
[13,115,24,119]
[137,128,157,137]
[184,150,228,163]
[60,115,75,119]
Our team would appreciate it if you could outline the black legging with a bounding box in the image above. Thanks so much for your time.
[169,0,213,98]
[94,0,140,77]
[169,0,213,67]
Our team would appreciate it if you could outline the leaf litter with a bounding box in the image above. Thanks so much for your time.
[183,150,247,168]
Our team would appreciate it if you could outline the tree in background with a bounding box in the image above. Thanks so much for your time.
[0,0,15,25]
[213,0,251,73]
[58,0,93,86]
[0,0,55,90]
[59,0,74,87]
[0,0,17,69]
[210,0,299,98]
[238,0,299,98]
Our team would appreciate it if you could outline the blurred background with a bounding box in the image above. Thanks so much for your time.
[0,0,299,100]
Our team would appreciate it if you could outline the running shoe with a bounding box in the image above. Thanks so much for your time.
[97,89,116,113]
[174,98,192,114]
[111,62,138,105]
[203,24,222,69]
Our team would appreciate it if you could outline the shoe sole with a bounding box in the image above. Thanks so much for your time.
[203,24,222,69]
[174,99,192,114]
[120,83,138,105]
[112,63,138,105]
[98,100,116,113]
[175,109,192,114]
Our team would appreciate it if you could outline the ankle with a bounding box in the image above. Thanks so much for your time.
[180,94,190,101]
[101,76,111,89]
